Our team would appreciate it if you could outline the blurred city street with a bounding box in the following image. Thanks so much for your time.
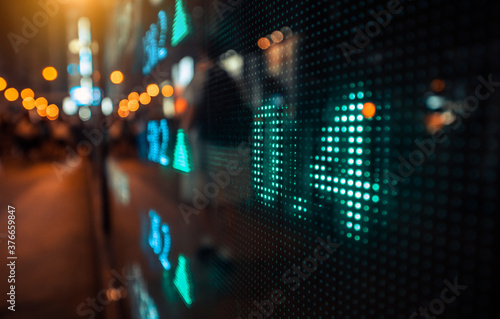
[0,160,99,318]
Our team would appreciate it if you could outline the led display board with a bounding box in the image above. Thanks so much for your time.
[109,1,500,318]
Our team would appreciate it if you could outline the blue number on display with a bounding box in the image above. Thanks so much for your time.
[143,11,168,75]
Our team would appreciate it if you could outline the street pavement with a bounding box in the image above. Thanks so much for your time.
[0,160,100,319]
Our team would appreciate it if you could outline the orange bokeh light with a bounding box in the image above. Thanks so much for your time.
[128,92,139,101]
[21,88,35,100]
[22,97,36,110]
[425,113,446,134]
[36,97,48,109]
[46,104,59,118]
[118,108,129,118]
[139,92,151,105]
[37,107,47,117]
[271,31,284,43]
[175,98,188,114]
[258,37,271,50]
[431,79,446,93]
[110,71,124,84]
[362,102,376,119]
[146,84,160,97]
[128,100,139,112]
[42,67,58,81]
[119,99,129,109]
[4,88,19,101]
[162,85,174,97]
[0,77,7,91]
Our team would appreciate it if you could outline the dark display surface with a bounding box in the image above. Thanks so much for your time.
[106,0,500,318]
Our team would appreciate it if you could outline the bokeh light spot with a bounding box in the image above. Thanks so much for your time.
[362,102,376,119]
[140,92,152,105]
[162,85,174,97]
[42,67,58,81]
[22,97,35,110]
[118,108,129,118]
[110,71,124,84]
[258,37,271,50]
[128,99,139,112]
[46,104,59,118]
[0,77,7,91]
[175,98,187,114]
[128,92,139,101]
[431,79,446,93]
[4,88,19,101]
[21,88,35,100]
[36,97,48,109]
[147,84,160,97]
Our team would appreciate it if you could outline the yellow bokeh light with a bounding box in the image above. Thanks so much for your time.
[128,92,139,101]
[362,102,376,119]
[118,108,129,118]
[0,77,7,91]
[162,85,174,97]
[35,97,48,109]
[4,88,19,101]
[42,67,58,81]
[146,84,160,97]
[21,88,35,100]
[110,71,124,84]
[128,99,139,112]
[46,104,59,118]
[22,97,36,110]
[139,92,151,105]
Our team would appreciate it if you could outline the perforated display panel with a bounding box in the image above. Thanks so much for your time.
[109,0,500,318]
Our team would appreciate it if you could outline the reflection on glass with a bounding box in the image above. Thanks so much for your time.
[148,210,162,254]
[159,224,171,270]
[173,129,192,173]
[173,254,193,307]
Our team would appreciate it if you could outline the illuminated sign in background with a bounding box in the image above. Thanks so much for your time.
[311,86,382,242]
[146,211,193,308]
[147,119,170,166]
[252,94,305,212]
[142,1,192,74]
[173,129,192,173]
[148,210,171,270]
[173,255,193,307]
[171,0,191,47]
[143,11,168,75]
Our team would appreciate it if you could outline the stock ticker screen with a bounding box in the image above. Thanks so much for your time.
[112,0,500,318]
